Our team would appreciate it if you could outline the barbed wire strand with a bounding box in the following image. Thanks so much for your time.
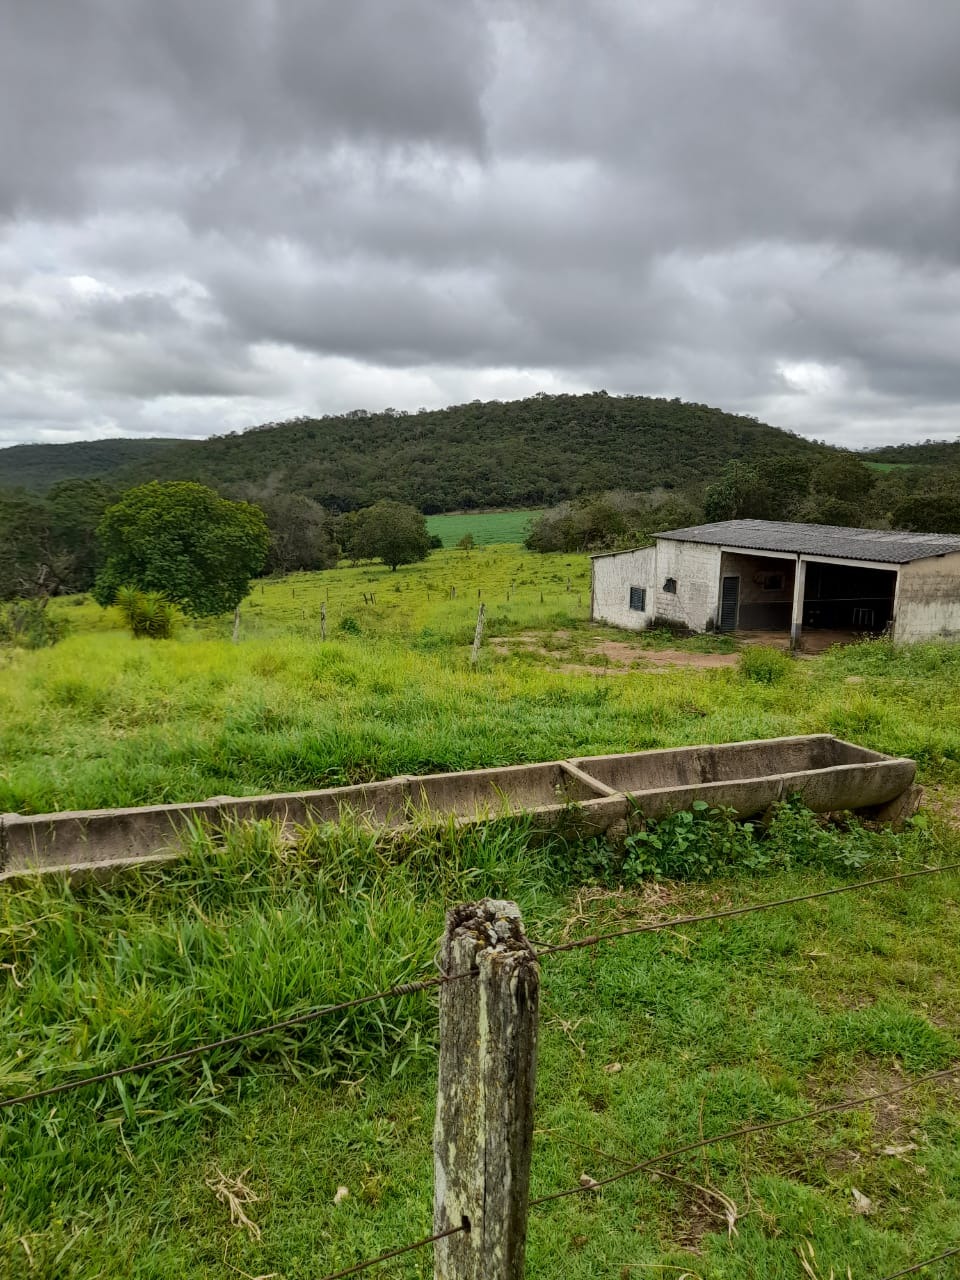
[0,970,473,1111]
[8,861,960,1111]
[535,860,960,958]
[317,1223,467,1280]
[529,1063,960,1208]
[880,1246,960,1278]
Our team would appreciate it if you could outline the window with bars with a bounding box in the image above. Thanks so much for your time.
[629,586,647,611]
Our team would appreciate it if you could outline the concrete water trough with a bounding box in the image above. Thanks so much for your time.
[0,735,918,883]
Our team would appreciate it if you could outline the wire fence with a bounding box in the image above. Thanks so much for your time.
[6,859,960,1276]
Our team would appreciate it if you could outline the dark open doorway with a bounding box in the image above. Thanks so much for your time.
[802,563,897,635]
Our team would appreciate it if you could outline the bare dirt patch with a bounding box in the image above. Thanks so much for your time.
[627,646,737,670]
[489,631,738,672]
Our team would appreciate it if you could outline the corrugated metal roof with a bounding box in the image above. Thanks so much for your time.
[647,520,960,564]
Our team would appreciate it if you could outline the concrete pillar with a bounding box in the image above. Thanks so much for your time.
[790,557,806,650]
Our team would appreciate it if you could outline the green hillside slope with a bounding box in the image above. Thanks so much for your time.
[0,437,184,492]
[1,394,831,511]
[865,439,960,468]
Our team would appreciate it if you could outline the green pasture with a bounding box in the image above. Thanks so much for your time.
[3,545,960,1276]
[425,508,543,546]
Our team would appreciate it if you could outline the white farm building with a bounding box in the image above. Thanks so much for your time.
[591,519,960,648]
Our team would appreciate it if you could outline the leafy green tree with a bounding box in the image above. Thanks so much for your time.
[47,478,116,592]
[702,462,763,522]
[891,488,960,534]
[809,455,875,506]
[0,491,69,600]
[247,491,338,574]
[93,482,269,616]
[347,501,431,570]
[456,532,476,552]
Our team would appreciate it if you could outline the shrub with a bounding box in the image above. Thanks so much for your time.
[0,599,68,649]
[739,644,793,684]
[338,614,361,635]
[622,801,758,881]
[614,795,918,884]
[114,586,178,639]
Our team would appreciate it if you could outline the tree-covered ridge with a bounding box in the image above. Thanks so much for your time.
[0,437,183,492]
[864,439,960,468]
[2,393,831,511]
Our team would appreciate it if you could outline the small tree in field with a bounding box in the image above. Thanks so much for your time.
[94,482,270,616]
[456,532,476,553]
[347,501,432,571]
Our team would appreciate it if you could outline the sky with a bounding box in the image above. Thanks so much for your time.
[1,0,959,451]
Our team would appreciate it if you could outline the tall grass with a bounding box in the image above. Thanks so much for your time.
[2,619,959,814]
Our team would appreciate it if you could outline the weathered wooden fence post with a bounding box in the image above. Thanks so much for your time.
[320,602,326,641]
[470,602,486,666]
[232,606,241,643]
[434,899,539,1280]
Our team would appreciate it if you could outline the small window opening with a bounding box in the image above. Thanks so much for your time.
[629,586,646,611]
[663,577,677,594]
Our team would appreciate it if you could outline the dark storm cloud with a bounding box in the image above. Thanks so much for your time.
[0,0,958,447]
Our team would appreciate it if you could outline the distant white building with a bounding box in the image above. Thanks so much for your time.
[591,519,960,647]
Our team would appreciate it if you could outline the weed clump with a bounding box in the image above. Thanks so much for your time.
[739,644,793,684]
[0,599,67,649]
[573,796,932,885]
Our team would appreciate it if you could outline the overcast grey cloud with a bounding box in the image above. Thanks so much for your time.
[1,0,958,449]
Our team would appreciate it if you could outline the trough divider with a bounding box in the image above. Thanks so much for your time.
[558,760,620,797]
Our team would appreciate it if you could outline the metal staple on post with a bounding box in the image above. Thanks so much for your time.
[434,899,539,1280]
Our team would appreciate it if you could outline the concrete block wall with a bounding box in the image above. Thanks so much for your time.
[894,552,960,643]
[650,539,722,632]
[591,546,656,630]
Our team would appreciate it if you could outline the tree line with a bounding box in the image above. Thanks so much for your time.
[525,453,960,553]
[0,481,433,622]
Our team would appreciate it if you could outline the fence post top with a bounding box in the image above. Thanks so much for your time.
[443,899,537,965]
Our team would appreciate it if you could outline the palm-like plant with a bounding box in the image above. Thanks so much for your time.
[114,586,178,639]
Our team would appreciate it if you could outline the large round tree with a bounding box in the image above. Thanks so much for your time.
[346,500,432,570]
[93,482,270,616]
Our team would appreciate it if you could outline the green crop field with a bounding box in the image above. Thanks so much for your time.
[425,508,544,546]
[3,545,960,1278]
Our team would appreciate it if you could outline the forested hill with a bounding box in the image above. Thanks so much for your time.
[865,439,960,468]
[2,394,832,511]
[0,437,183,492]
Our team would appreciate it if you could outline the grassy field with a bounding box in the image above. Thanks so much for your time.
[3,545,960,1277]
[425,508,543,546]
